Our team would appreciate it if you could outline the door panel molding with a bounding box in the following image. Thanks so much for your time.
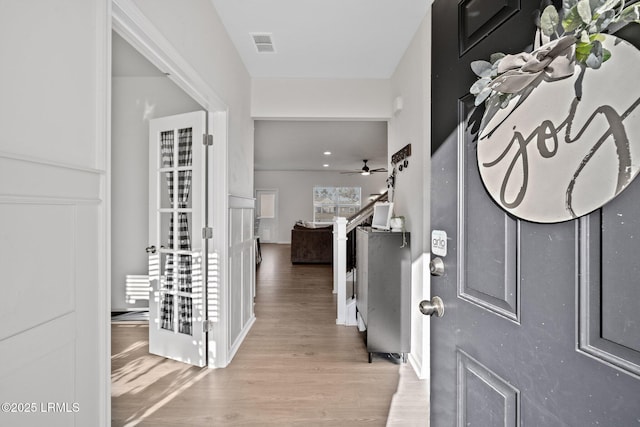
[458,0,521,57]
[578,212,640,379]
[433,0,640,424]
[457,349,520,427]
[457,97,520,323]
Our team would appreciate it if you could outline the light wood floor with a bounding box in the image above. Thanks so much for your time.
[112,243,428,426]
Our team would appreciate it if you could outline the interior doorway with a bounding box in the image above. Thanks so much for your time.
[255,188,278,242]
[111,31,204,315]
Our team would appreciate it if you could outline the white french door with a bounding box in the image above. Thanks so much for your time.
[148,111,208,367]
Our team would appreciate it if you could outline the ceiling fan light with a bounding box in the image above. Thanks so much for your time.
[361,171,370,176]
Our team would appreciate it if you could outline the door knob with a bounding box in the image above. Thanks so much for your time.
[146,245,156,254]
[419,296,444,317]
[430,257,445,276]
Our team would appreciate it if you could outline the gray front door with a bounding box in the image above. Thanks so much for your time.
[429,1,640,425]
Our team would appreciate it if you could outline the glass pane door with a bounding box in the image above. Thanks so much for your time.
[148,111,207,367]
[159,128,194,335]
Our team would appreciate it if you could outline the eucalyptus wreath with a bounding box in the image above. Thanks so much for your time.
[470,0,640,115]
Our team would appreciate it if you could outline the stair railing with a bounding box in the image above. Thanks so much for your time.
[334,191,388,325]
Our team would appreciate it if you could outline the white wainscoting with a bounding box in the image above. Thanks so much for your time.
[0,154,106,427]
[227,195,256,361]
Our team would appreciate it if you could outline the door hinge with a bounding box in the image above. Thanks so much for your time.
[203,319,214,333]
[202,227,213,239]
[203,134,213,146]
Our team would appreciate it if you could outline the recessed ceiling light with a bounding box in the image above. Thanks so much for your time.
[323,164,330,168]
[323,151,331,156]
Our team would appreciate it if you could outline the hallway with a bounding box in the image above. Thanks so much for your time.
[112,243,426,426]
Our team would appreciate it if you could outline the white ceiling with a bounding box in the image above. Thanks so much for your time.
[210,1,426,171]
[254,120,387,172]
[210,0,429,79]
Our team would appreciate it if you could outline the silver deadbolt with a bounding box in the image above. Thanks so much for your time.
[419,296,444,317]
[430,257,445,276]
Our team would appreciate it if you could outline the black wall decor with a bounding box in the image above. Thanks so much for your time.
[391,143,411,166]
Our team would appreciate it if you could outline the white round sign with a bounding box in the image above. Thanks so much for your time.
[477,35,640,223]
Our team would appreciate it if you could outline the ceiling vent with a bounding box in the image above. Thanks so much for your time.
[251,33,275,53]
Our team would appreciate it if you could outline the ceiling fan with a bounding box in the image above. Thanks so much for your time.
[341,159,387,176]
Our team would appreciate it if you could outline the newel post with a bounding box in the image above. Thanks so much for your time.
[333,217,347,325]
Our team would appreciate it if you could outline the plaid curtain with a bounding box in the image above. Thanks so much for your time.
[159,128,194,335]
[160,131,175,331]
[177,128,193,335]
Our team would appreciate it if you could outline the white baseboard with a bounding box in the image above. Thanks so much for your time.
[345,298,357,326]
[356,311,366,332]
[227,315,257,364]
[408,352,427,380]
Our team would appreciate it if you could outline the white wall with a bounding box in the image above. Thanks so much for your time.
[0,0,109,425]
[254,171,387,243]
[133,0,253,197]
[252,78,392,119]
[111,76,202,311]
[388,14,431,379]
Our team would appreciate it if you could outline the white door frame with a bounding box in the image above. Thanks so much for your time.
[111,0,230,369]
